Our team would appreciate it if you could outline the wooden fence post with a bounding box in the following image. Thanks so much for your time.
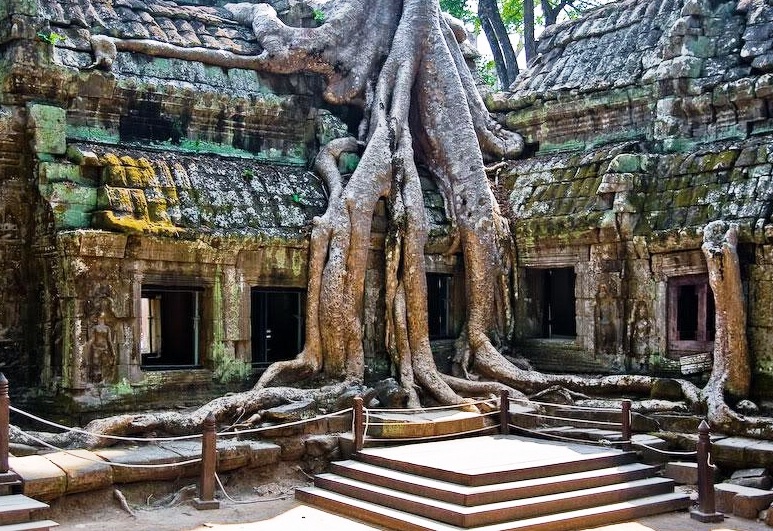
[691,420,724,522]
[621,399,632,451]
[0,374,8,474]
[499,389,510,435]
[194,411,220,510]
[354,396,364,452]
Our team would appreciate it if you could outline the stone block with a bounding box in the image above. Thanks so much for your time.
[39,162,93,186]
[27,104,66,155]
[733,486,773,520]
[276,437,306,461]
[305,435,338,458]
[78,232,127,258]
[664,461,699,484]
[215,439,252,472]
[44,449,113,495]
[9,454,67,501]
[327,412,352,433]
[715,483,773,519]
[632,434,670,465]
[245,441,281,467]
[50,204,92,229]
[43,181,97,207]
[742,438,773,468]
[715,482,744,512]
[95,445,183,483]
[712,437,751,468]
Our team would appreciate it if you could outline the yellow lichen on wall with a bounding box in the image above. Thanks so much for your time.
[92,152,182,235]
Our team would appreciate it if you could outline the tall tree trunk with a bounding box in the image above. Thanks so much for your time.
[524,0,536,64]
[701,221,751,403]
[478,0,519,88]
[541,0,562,27]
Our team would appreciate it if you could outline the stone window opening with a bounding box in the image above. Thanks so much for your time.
[251,288,305,365]
[668,274,715,353]
[140,286,202,369]
[427,273,454,339]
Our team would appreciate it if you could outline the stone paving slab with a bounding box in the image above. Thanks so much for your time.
[9,439,282,501]
[662,462,698,485]
[95,445,184,483]
[366,411,487,439]
[44,450,113,495]
[8,455,66,501]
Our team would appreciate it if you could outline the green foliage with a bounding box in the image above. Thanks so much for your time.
[477,59,499,88]
[501,0,526,31]
[312,8,326,24]
[242,168,254,180]
[439,0,476,25]
[37,30,66,45]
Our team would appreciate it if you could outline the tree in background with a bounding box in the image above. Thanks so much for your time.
[442,0,606,88]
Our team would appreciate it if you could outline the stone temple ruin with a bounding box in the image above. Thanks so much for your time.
[0,0,773,415]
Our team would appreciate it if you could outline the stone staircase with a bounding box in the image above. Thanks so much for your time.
[0,472,56,531]
[297,435,691,530]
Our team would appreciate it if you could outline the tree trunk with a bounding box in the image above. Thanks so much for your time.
[524,0,536,64]
[478,0,519,88]
[702,221,750,402]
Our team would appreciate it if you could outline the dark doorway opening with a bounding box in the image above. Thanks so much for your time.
[541,268,576,338]
[524,267,576,339]
[251,289,305,365]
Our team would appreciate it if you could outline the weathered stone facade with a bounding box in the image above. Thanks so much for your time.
[0,0,426,413]
[5,0,773,413]
[493,0,773,399]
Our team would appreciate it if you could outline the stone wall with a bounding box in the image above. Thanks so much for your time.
[497,0,773,399]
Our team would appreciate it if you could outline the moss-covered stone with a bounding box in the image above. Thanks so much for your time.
[28,104,66,155]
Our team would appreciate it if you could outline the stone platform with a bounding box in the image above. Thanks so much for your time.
[8,439,280,501]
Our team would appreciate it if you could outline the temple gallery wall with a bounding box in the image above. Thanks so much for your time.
[1,0,773,414]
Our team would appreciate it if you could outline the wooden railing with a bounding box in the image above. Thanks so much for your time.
[0,374,721,518]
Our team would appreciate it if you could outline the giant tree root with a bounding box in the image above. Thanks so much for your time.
[13,382,362,448]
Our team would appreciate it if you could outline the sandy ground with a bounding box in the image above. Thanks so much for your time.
[47,465,770,531]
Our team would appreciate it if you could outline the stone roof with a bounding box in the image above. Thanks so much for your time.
[40,143,327,238]
[39,0,259,55]
[508,138,773,243]
[499,0,773,240]
[507,0,773,100]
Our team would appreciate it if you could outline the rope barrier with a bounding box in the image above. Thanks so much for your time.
[512,410,621,428]
[631,440,698,457]
[214,473,293,504]
[366,424,497,444]
[508,424,617,447]
[509,398,621,412]
[10,406,203,442]
[363,408,499,427]
[215,408,353,437]
[15,429,203,468]
[372,398,497,414]
[10,405,353,443]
